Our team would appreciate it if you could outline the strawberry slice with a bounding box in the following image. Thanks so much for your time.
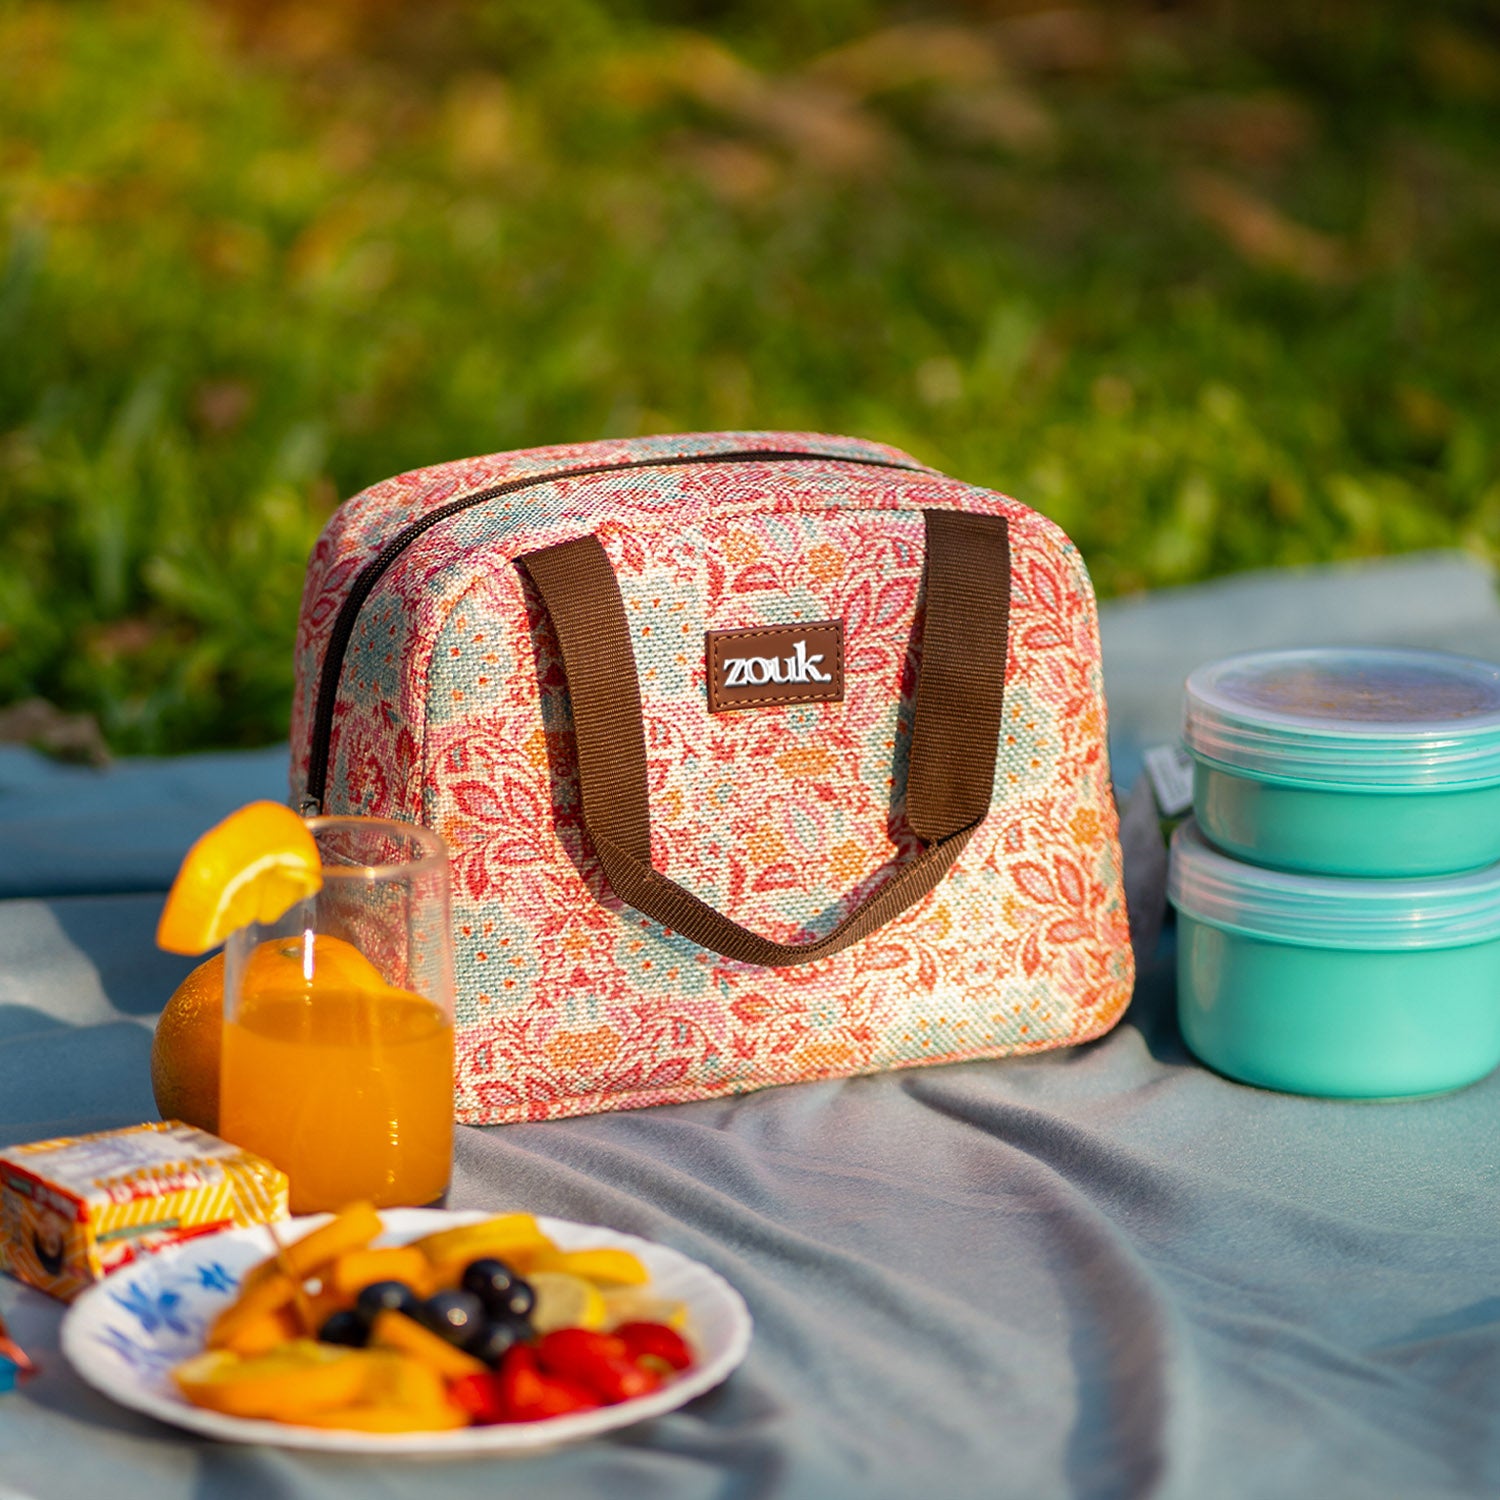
[615,1321,694,1373]
[495,1345,601,1421]
[446,1370,508,1425]
[535,1328,663,1405]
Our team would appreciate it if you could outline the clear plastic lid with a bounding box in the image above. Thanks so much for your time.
[1183,647,1500,788]
[1168,819,1500,949]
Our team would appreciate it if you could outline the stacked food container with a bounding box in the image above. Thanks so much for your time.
[1166,647,1500,1097]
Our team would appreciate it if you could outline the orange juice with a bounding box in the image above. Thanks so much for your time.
[220,981,453,1214]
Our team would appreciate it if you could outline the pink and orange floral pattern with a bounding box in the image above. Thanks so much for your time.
[292,432,1133,1124]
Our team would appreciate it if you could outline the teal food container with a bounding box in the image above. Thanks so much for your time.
[1169,819,1500,1097]
[1183,648,1500,876]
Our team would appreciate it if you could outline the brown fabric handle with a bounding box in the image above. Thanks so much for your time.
[520,509,1010,967]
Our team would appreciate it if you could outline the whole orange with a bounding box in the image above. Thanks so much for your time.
[151,936,392,1136]
[151,951,225,1134]
[240,933,388,996]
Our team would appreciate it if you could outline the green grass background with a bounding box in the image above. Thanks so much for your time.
[2,0,1498,753]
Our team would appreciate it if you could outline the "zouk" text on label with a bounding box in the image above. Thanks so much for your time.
[723,639,831,687]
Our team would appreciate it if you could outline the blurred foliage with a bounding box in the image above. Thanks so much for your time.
[1,0,1499,752]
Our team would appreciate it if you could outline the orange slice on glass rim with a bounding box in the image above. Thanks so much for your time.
[156,801,323,955]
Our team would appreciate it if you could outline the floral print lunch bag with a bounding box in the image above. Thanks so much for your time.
[292,430,1134,1125]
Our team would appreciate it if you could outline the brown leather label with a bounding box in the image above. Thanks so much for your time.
[706,620,845,713]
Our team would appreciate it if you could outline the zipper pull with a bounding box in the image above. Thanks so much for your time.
[298,795,322,818]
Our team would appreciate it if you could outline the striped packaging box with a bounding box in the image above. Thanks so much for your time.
[0,1120,287,1302]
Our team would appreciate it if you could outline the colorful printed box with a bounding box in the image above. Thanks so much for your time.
[0,1120,288,1302]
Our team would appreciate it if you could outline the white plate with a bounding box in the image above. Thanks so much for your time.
[60,1208,752,1455]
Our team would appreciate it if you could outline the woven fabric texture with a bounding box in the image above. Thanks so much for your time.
[292,431,1133,1124]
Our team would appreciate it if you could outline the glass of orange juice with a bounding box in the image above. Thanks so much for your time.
[219,818,454,1214]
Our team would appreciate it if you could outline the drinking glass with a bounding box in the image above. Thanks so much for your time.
[220,817,454,1214]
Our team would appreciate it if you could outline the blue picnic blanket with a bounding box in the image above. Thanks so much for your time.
[1,552,1497,1500]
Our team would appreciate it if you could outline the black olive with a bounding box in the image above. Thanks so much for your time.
[459,1257,517,1304]
[461,1258,535,1319]
[421,1289,487,1346]
[466,1314,533,1367]
[318,1308,370,1348]
[355,1280,423,1320]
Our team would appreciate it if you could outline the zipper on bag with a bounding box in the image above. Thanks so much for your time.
[301,447,927,814]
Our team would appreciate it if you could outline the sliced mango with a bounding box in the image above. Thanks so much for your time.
[409,1213,552,1267]
[215,1304,305,1357]
[287,1353,467,1431]
[368,1309,487,1379]
[323,1246,430,1299]
[205,1271,301,1349]
[527,1246,649,1287]
[289,1402,469,1433]
[174,1341,376,1420]
[241,1202,383,1290]
[364,1351,450,1406]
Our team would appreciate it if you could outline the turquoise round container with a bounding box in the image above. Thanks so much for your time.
[1183,647,1500,876]
[1168,819,1500,1097]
